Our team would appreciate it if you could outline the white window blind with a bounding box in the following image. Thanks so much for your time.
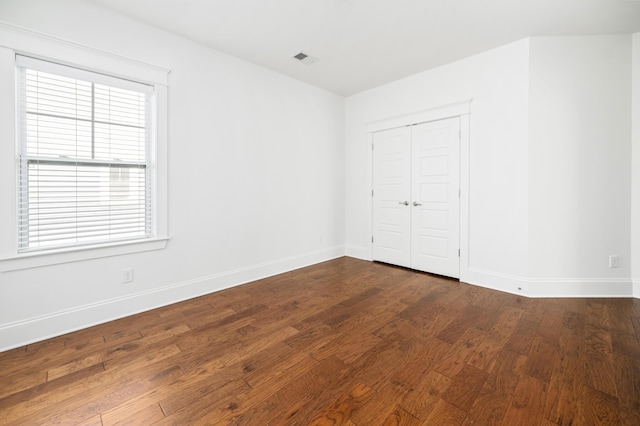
[16,55,155,252]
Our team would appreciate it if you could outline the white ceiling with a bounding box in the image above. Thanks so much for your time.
[87,0,640,96]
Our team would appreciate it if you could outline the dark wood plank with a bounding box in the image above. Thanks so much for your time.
[466,350,526,425]
[398,369,451,421]
[381,406,422,426]
[489,305,524,343]
[441,363,487,412]
[436,305,485,344]
[196,355,321,425]
[582,385,621,425]
[102,402,165,426]
[306,382,374,425]
[225,356,349,426]
[631,314,640,338]
[423,399,467,425]
[613,352,640,425]
[506,318,539,355]
[543,322,584,425]
[349,381,406,425]
[610,329,640,358]
[434,327,486,378]
[501,375,547,425]
[537,308,564,344]
[584,353,618,397]
[524,335,557,383]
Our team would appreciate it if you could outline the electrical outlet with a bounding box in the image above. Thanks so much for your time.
[122,268,134,283]
[609,255,619,269]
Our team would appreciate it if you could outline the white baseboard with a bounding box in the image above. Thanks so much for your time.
[633,279,640,299]
[466,267,633,298]
[0,246,345,353]
[464,267,530,296]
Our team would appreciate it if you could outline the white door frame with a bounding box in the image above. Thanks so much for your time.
[365,100,471,283]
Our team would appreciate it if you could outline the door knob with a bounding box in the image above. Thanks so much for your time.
[413,201,422,206]
[398,201,409,206]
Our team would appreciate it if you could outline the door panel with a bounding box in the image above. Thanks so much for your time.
[372,126,411,267]
[372,117,460,279]
[411,117,460,278]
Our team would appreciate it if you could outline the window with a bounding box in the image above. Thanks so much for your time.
[16,55,155,252]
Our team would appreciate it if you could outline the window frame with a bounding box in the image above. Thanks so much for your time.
[17,56,156,252]
[0,23,169,272]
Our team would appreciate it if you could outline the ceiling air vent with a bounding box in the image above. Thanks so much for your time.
[292,52,318,65]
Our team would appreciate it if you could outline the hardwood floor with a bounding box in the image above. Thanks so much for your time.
[1,257,640,425]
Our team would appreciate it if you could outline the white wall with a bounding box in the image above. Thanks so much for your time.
[633,33,640,297]
[345,39,531,293]
[528,36,632,296]
[0,0,345,351]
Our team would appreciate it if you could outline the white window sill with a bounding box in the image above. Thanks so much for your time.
[0,237,169,272]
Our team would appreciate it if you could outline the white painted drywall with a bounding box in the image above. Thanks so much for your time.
[0,0,345,351]
[528,36,632,294]
[632,32,640,298]
[345,39,531,293]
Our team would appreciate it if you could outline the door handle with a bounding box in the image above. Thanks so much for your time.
[398,201,409,206]
[413,201,422,206]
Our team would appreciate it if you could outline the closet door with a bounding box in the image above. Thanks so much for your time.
[372,126,411,267]
[411,117,460,278]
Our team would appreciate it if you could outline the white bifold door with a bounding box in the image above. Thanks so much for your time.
[372,117,460,278]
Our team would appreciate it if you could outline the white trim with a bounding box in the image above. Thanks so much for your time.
[0,47,16,268]
[365,100,472,133]
[465,267,529,296]
[633,279,640,298]
[16,54,154,94]
[466,266,633,298]
[365,130,373,261]
[154,85,169,241]
[0,238,169,272]
[458,114,470,284]
[0,245,346,352]
[0,21,169,86]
